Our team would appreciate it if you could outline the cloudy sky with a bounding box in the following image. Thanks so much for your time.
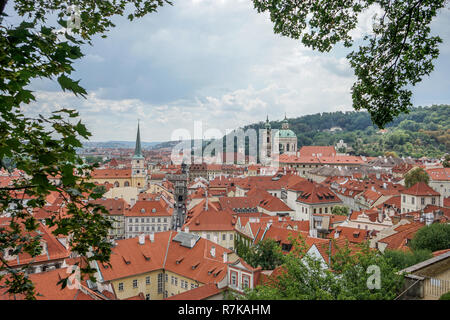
[21,0,450,142]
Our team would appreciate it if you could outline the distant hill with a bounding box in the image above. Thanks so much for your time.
[242,104,449,158]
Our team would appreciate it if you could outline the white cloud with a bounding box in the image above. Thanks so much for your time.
[26,0,450,142]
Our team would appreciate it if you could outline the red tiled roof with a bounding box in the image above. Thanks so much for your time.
[377,222,425,251]
[402,182,440,196]
[183,204,235,232]
[125,199,173,217]
[426,168,450,181]
[295,183,341,205]
[0,267,100,300]
[165,283,223,300]
[299,146,336,157]
[91,168,132,179]
[97,231,232,285]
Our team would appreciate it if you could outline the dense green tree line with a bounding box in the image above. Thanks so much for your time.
[245,105,449,158]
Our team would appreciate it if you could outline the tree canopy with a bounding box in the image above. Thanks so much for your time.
[410,223,450,252]
[404,167,430,188]
[242,235,404,300]
[0,0,170,299]
[252,0,448,128]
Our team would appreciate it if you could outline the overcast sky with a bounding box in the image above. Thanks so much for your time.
[21,0,450,142]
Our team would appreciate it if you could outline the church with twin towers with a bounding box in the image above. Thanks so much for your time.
[262,114,298,159]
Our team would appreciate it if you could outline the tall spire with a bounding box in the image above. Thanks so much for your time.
[265,115,271,129]
[133,120,143,159]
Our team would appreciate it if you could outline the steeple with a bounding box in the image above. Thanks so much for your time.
[265,115,271,129]
[133,120,144,159]
[282,113,289,130]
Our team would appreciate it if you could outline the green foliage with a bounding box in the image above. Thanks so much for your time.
[410,223,450,252]
[84,155,103,165]
[384,249,433,270]
[404,167,430,188]
[243,235,404,300]
[245,239,284,270]
[245,105,449,159]
[331,205,349,216]
[439,291,450,300]
[252,0,448,128]
[443,155,450,168]
[0,0,170,299]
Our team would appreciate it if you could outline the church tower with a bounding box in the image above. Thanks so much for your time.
[131,121,146,189]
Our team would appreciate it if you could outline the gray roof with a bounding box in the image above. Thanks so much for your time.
[172,232,200,248]
[400,251,450,274]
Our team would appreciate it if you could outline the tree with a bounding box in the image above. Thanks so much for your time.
[252,0,447,128]
[0,0,170,299]
[243,235,404,300]
[443,154,450,168]
[384,151,399,158]
[245,239,284,270]
[410,223,450,252]
[331,205,349,216]
[404,167,430,188]
[439,291,450,300]
[384,249,433,270]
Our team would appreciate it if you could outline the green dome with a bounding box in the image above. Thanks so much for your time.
[275,129,296,138]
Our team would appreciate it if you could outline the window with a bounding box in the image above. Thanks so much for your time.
[231,272,237,286]
[411,197,415,205]
[222,234,226,241]
[243,275,250,289]
[133,279,138,288]
[158,273,164,294]
[135,218,139,223]
[163,218,167,223]
[432,197,436,205]
[403,195,406,203]
[180,280,184,288]
[157,218,161,223]
[129,226,132,231]
[141,218,145,223]
[146,276,150,285]
[229,234,233,240]
[118,283,124,291]
[421,197,425,205]
[191,283,195,290]
[145,294,150,300]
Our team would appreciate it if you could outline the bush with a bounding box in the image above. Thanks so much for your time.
[411,224,450,252]
[439,291,450,300]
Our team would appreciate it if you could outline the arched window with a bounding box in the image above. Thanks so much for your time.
[114,181,120,187]
[124,181,130,187]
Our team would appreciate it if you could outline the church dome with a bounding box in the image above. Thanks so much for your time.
[275,129,297,138]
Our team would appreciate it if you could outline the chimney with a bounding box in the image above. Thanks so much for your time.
[149,233,155,243]
[190,237,196,248]
[223,252,228,263]
[210,246,216,258]
[185,226,189,233]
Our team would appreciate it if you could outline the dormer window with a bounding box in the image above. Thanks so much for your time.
[141,208,145,213]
